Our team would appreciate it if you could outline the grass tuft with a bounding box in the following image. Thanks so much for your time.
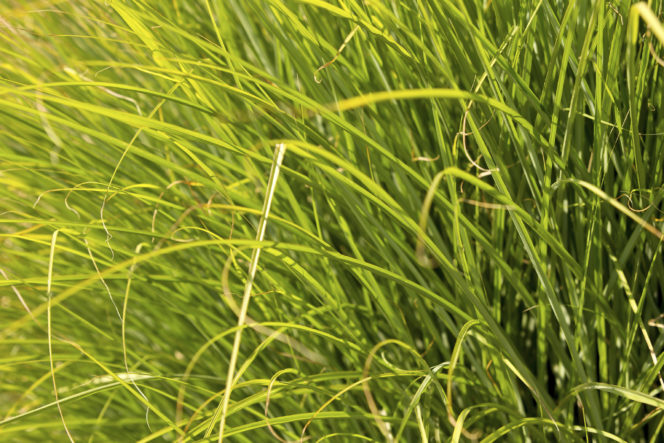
[1,0,664,441]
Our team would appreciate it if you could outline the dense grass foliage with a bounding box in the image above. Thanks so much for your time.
[1,0,664,441]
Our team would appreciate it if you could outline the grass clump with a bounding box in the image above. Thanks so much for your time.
[1,0,664,441]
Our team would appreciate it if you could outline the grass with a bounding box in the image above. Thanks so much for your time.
[1,0,664,441]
